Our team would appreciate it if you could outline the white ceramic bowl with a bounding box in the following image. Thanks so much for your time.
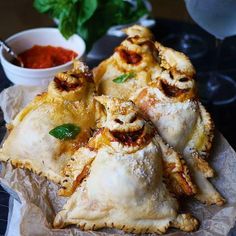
[0,28,86,86]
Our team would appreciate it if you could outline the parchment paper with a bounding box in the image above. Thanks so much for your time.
[1,86,236,236]
[0,85,46,123]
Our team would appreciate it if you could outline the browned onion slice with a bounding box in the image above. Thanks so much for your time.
[111,126,144,146]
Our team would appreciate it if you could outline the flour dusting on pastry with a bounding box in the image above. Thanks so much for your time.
[94,25,224,206]
[0,61,97,184]
[54,96,198,234]
[0,24,226,235]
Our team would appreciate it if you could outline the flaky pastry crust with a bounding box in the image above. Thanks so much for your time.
[59,96,196,197]
[93,25,224,205]
[0,61,98,184]
[54,96,198,233]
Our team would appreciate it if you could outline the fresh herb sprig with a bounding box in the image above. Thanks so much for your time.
[34,0,148,51]
[49,123,81,140]
[113,72,136,83]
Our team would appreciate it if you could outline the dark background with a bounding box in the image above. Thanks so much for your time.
[0,0,191,39]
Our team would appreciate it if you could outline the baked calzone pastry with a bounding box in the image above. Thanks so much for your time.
[0,61,97,184]
[59,96,196,197]
[54,96,198,233]
[93,25,224,205]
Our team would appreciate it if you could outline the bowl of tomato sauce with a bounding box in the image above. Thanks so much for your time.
[0,28,86,86]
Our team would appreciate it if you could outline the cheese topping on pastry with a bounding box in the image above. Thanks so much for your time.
[0,61,97,184]
[59,96,196,198]
[93,25,224,206]
[54,96,198,234]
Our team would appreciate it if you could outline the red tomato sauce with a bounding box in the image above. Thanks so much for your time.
[17,45,78,69]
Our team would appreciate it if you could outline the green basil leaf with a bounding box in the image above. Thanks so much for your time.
[34,0,57,14]
[77,0,98,26]
[59,5,78,39]
[83,0,148,51]
[49,123,80,140]
[34,0,149,51]
[113,72,135,83]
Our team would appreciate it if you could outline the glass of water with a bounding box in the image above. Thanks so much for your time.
[185,0,236,105]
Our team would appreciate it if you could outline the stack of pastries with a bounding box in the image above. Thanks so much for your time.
[0,26,224,234]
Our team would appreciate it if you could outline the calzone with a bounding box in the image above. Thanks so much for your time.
[0,61,97,184]
[54,96,198,234]
[93,25,224,205]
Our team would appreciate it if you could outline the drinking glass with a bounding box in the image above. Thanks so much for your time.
[185,0,236,105]
[161,2,207,59]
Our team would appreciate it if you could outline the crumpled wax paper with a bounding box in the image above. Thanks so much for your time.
[0,85,46,123]
[0,85,236,236]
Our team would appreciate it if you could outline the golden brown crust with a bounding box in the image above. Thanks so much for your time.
[194,103,215,157]
[164,161,197,196]
[94,26,196,102]
[93,25,223,206]
[122,24,154,39]
[54,96,198,234]
[59,148,96,196]
[154,135,197,196]
[171,214,199,232]
[154,41,195,78]
[55,218,195,234]
[0,61,98,185]
[192,152,214,178]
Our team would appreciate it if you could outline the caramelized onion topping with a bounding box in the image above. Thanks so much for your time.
[70,71,94,83]
[117,48,142,65]
[111,126,144,146]
[160,80,189,97]
[54,77,81,92]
